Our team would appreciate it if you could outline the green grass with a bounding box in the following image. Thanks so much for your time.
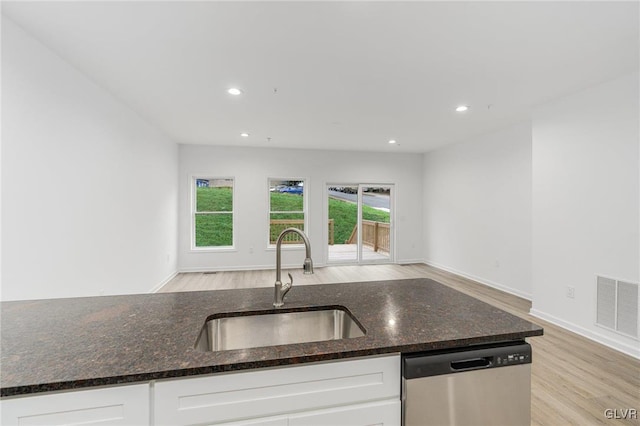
[329,198,389,243]
[196,187,232,212]
[270,192,303,212]
[195,214,233,247]
[194,188,390,246]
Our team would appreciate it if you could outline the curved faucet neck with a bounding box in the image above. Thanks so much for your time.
[274,228,314,307]
[275,228,312,282]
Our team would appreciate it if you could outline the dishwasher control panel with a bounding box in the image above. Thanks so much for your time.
[403,341,532,379]
[496,350,530,365]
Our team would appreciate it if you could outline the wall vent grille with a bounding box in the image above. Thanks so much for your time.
[596,275,638,339]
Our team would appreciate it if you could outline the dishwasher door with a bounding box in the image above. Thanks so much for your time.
[402,342,531,426]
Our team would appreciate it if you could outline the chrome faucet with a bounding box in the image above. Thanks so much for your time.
[274,228,314,307]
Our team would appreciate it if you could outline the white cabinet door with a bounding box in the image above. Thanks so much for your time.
[1,384,149,426]
[154,355,400,426]
[289,400,401,426]
[216,416,289,426]
[216,400,400,426]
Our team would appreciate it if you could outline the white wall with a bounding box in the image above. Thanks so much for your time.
[531,72,639,357]
[422,121,533,299]
[178,145,423,271]
[1,17,179,300]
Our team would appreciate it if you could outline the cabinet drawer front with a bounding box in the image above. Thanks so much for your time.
[154,355,400,425]
[215,416,289,426]
[1,384,149,426]
[289,400,401,426]
[215,400,401,426]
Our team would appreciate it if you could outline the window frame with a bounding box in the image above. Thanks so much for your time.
[267,177,308,249]
[190,175,236,252]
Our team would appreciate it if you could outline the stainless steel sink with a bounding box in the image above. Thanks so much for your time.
[194,306,365,352]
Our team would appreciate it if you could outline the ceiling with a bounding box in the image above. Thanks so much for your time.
[2,1,638,153]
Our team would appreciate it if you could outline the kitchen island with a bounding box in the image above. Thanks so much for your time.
[1,278,542,424]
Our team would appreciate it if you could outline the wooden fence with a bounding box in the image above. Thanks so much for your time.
[347,220,390,253]
[270,219,334,245]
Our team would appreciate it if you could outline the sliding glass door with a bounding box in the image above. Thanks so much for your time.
[360,185,392,262]
[327,185,359,262]
[327,184,393,264]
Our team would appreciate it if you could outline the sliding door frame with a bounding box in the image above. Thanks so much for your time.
[325,183,395,265]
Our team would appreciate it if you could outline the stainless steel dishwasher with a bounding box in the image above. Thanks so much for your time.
[402,341,532,426]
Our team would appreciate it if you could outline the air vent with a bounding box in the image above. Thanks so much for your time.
[596,275,638,339]
[617,281,639,337]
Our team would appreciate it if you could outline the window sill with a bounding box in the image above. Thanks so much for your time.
[265,244,306,251]
[190,246,237,253]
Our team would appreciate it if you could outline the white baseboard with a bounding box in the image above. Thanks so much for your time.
[397,258,425,265]
[530,308,640,359]
[179,264,275,273]
[423,260,639,359]
[179,260,432,273]
[424,260,532,300]
[149,270,178,293]
[178,263,328,273]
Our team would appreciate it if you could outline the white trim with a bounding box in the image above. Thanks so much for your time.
[422,261,639,359]
[529,308,640,359]
[595,322,639,341]
[390,184,396,263]
[265,245,308,251]
[190,247,237,253]
[357,186,363,260]
[423,260,533,300]
[178,263,322,274]
[150,270,179,293]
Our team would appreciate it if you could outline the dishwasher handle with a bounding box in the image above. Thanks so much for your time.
[403,342,531,379]
[450,357,492,371]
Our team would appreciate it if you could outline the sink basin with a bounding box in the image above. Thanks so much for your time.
[194,306,365,352]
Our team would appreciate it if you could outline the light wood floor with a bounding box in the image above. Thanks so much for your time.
[161,264,640,425]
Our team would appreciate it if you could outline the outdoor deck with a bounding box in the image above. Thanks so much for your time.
[327,243,390,262]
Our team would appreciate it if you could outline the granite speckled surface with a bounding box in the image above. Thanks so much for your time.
[1,278,543,397]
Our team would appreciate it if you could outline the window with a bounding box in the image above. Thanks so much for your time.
[269,178,306,245]
[192,177,234,248]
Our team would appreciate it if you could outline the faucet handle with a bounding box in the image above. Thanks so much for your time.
[285,272,294,288]
[282,273,293,294]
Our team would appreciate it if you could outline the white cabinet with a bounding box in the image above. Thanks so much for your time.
[0,383,149,426]
[217,416,289,426]
[154,354,400,426]
[0,355,401,426]
[288,400,400,426]
[216,400,400,426]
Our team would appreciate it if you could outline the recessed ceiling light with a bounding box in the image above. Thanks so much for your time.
[240,132,249,138]
[388,139,397,144]
[227,88,243,96]
[455,105,469,112]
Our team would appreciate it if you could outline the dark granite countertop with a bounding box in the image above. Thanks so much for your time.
[1,278,543,397]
